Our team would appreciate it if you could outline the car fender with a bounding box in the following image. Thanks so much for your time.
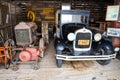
[55,42,65,51]
[92,37,113,52]
[99,42,114,54]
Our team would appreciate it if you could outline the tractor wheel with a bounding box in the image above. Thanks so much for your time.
[31,63,40,70]
[5,61,10,69]
[11,63,19,71]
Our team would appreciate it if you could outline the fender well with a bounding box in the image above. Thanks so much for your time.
[100,42,114,54]
[56,42,65,51]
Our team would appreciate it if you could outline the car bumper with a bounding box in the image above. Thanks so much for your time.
[56,54,116,61]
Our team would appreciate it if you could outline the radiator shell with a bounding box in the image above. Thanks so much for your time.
[15,22,36,45]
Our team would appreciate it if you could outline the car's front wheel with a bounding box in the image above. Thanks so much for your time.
[56,59,62,68]
[56,51,62,68]
[96,43,113,65]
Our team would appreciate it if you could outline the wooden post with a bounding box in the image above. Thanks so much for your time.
[96,22,106,31]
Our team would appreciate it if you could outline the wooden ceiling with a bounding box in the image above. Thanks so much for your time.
[1,0,114,22]
[8,0,114,3]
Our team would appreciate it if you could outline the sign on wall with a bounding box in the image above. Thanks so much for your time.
[107,28,120,37]
[106,5,119,21]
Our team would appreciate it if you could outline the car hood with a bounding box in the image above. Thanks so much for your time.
[60,23,104,40]
[60,23,87,40]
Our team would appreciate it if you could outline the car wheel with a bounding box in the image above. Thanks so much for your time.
[96,43,113,65]
[56,59,62,68]
[116,50,120,60]
[56,50,62,68]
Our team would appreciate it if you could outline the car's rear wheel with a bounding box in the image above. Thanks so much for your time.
[116,50,120,60]
[96,43,113,65]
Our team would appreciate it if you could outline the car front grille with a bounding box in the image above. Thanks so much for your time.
[75,33,91,48]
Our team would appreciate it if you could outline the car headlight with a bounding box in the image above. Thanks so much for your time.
[94,33,102,41]
[67,33,75,41]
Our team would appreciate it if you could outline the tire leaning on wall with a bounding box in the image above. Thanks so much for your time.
[27,11,36,22]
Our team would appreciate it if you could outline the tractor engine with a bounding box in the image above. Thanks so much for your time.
[15,22,38,45]
[14,22,43,62]
[19,48,39,62]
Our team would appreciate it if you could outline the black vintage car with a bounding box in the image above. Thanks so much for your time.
[54,10,116,68]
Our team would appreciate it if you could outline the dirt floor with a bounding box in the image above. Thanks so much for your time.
[0,40,120,80]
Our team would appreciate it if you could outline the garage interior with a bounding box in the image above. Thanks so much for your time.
[0,0,120,80]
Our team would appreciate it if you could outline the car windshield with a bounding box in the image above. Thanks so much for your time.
[61,23,86,40]
[61,14,88,24]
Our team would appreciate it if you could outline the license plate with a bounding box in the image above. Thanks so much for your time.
[78,40,90,45]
